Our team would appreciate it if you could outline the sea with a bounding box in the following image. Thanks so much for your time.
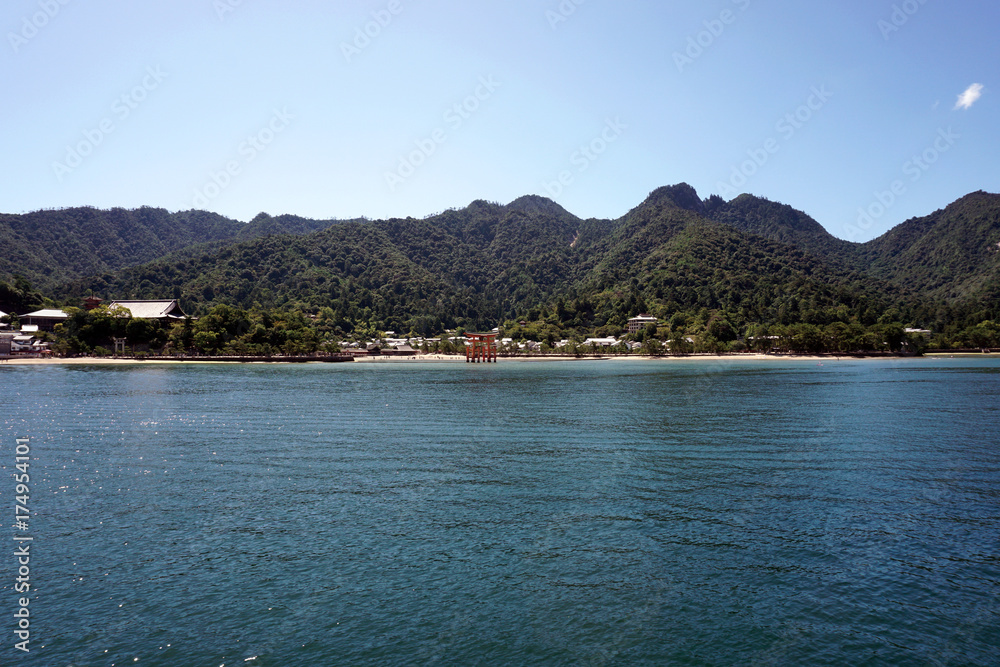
[2,357,998,666]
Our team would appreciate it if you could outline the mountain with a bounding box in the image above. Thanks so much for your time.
[706,193,857,268]
[58,199,593,334]
[704,191,1000,308]
[241,212,346,238]
[566,187,911,329]
[857,191,1000,302]
[0,206,344,290]
[7,185,998,337]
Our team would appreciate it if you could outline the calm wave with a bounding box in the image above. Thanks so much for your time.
[3,358,999,665]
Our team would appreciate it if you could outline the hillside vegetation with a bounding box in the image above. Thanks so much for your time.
[2,185,999,350]
[0,206,345,290]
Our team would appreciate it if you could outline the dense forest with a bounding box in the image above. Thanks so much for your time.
[0,206,350,290]
[2,184,999,355]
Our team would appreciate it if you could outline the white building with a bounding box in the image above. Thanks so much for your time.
[582,337,619,348]
[626,314,658,334]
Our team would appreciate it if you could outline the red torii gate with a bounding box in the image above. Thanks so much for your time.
[465,332,497,363]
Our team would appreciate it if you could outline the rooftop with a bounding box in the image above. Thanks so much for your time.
[22,309,69,319]
[109,300,187,320]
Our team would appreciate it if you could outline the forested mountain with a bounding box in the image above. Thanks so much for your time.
[0,206,343,289]
[858,191,1000,302]
[58,200,594,335]
[706,192,858,268]
[4,185,998,341]
[706,190,1000,307]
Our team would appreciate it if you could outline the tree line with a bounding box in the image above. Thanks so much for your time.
[7,297,994,358]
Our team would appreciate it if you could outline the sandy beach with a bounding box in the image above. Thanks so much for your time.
[1,352,972,366]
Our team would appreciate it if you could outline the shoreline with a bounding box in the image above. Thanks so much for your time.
[3,352,996,366]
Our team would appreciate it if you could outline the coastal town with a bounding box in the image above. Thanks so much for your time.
[1,297,953,362]
[0,298,669,361]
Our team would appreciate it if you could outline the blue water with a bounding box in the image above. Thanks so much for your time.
[2,358,999,665]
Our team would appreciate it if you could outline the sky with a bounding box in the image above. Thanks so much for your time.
[3,0,996,241]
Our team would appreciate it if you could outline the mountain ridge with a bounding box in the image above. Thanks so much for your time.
[3,185,998,339]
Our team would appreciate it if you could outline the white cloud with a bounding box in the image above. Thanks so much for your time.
[954,83,984,110]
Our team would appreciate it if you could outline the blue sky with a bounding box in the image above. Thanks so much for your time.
[3,0,996,241]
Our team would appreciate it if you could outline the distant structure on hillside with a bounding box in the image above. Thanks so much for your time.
[109,300,189,321]
[626,314,658,334]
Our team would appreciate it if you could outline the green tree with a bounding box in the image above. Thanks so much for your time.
[824,322,851,354]
[0,275,44,314]
[874,323,905,352]
[706,315,736,342]
[790,323,824,353]
[193,330,218,354]
[125,318,163,347]
[668,331,691,355]
[641,338,664,356]
[698,334,724,354]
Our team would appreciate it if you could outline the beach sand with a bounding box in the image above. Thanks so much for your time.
[0,352,937,366]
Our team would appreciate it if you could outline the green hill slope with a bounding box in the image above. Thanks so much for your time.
[564,187,912,330]
[858,191,1000,301]
[3,184,993,339]
[50,186,941,336]
[58,198,593,333]
[706,193,859,269]
[0,206,343,290]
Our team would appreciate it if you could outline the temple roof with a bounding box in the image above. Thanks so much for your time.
[109,300,188,320]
